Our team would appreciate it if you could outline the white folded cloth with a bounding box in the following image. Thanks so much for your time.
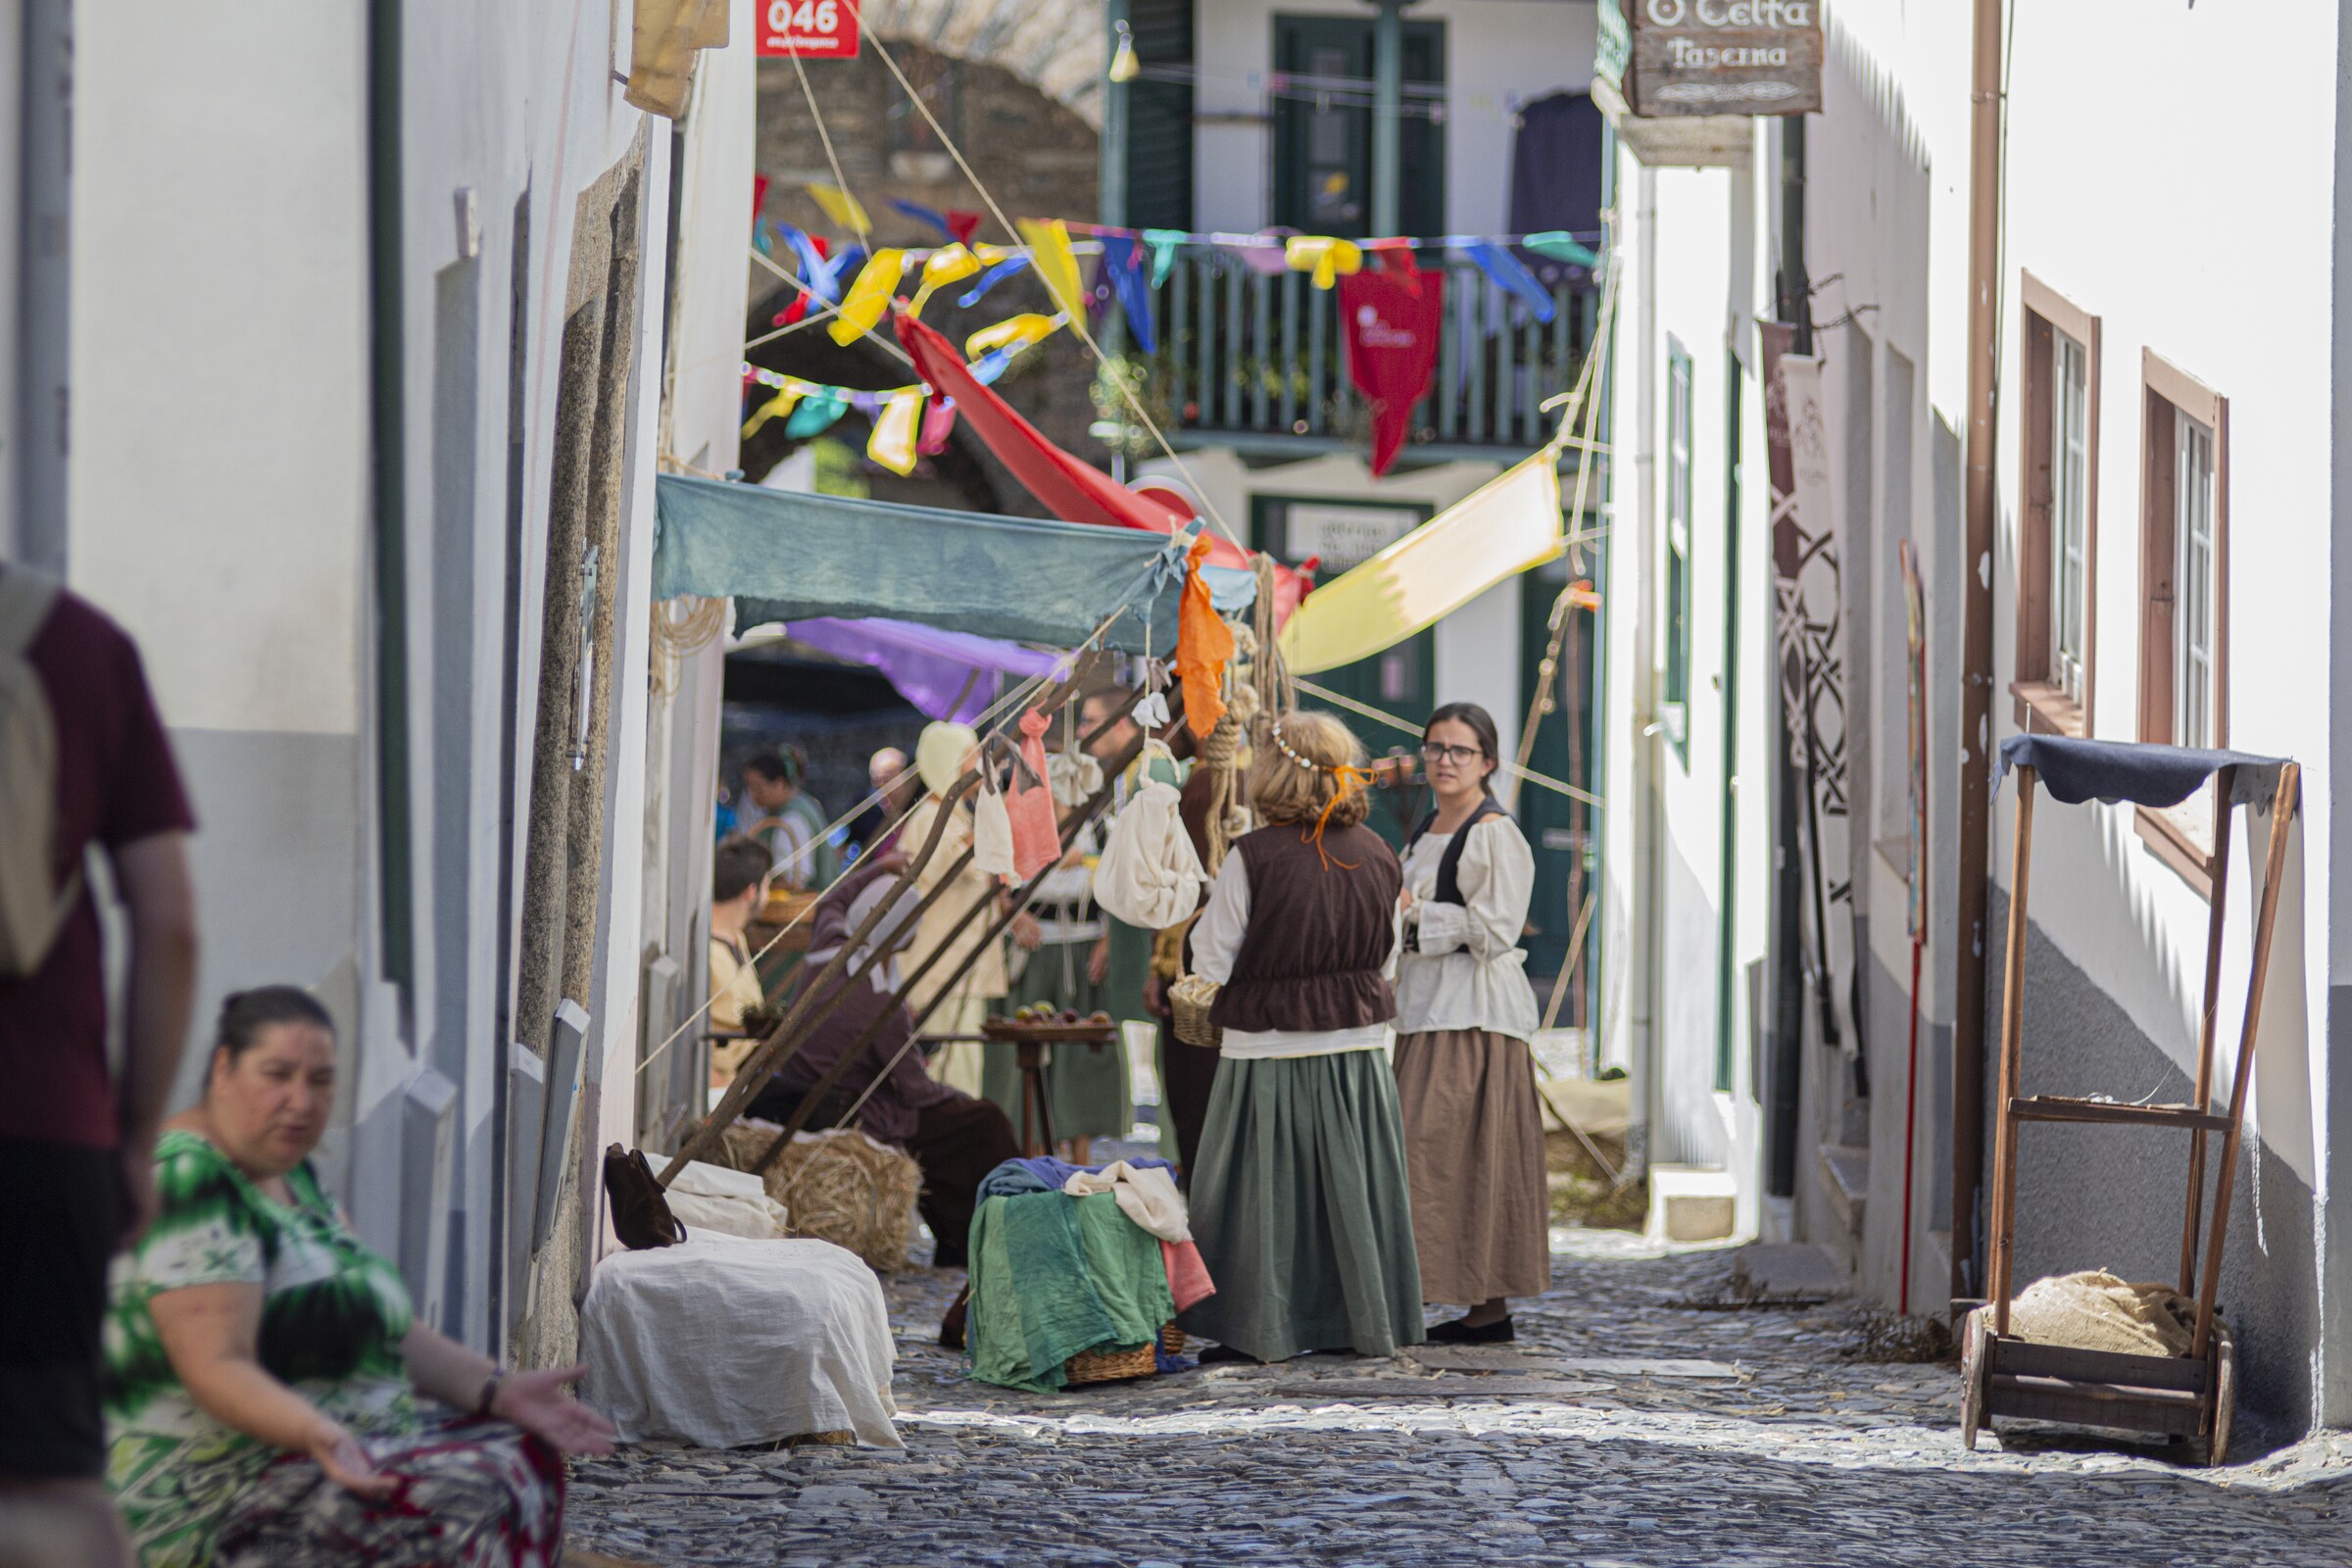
[1060,1159,1191,1243]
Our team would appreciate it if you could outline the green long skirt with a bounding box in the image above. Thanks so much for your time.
[982,942,1132,1141]
[1178,1049,1426,1362]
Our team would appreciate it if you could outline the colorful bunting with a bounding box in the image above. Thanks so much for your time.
[782,385,849,438]
[829,249,907,344]
[779,225,860,306]
[1285,235,1363,289]
[887,198,957,242]
[957,255,1031,309]
[1462,240,1555,323]
[1015,219,1089,320]
[1142,228,1186,287]
[907,244,981,317]
[1098,234,1156,355]
[1523,230,1601,269]
[918,398,959,456]
[867,388,925,475]
[807,181,870,234]
[742,381,804,438]
[966,313,1059,360]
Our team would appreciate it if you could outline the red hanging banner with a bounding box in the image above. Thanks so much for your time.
[1338,260,1445,477]
[759,0,860,58]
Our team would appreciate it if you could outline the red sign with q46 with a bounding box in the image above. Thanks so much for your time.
[759,0,860,58]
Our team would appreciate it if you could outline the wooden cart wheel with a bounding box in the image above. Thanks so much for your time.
[2203,1325,2236,1468]
[1959,1307,1989,1450]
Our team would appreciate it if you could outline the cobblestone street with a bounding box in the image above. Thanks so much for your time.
[564,1229,2350,1567]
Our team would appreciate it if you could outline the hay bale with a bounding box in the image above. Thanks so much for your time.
[2009,1269,2196,1358]
[713,1118,919,1273]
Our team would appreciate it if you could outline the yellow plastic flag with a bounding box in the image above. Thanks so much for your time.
[1279,454,1564,674]
[972,242,1018,267]
[829,250,906,345]
[1284,235,1363,289]
[907,244,982,318]
[1015,219,1088,319]
[807,181,870,235]
[867,388,925,476]
[964,313,1059,359]
[740,381,805,440]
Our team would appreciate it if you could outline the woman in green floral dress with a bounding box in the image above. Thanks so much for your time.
[105,988,614,1567]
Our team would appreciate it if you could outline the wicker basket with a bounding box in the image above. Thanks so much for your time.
[1065,1323,1181,1386]
[1168,974,1222,1050]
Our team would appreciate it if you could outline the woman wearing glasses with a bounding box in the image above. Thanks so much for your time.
[1393,703,1545,1343]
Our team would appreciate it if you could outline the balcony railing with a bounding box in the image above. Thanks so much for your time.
[1143,253,1598,461]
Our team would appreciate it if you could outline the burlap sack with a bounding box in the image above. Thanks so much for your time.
[2008,1269,2196,1358]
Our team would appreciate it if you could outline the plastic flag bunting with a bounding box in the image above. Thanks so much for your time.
[965,313,1058,359]
[969,348,1013,385]
[1284,235,1363,289]
[887,198,956,242]
[1462,240,1555,323]
[867,388,925,475]
[1142,228,1185,287]
[807,181,870,235]
[752,217,775,257]
[918,397,958,456]
[782,385,849,438]
[957,254,1031,309]
[945,209,984,246]
[907,244,981,317]
[741,381,804,439]
[1522,230,1601,269]
[1098,234,1156,354]
[1015,219,1089,319]
[780,225,859,306]
[830,250,908,345]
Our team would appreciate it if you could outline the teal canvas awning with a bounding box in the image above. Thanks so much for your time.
[653,474,1195,655]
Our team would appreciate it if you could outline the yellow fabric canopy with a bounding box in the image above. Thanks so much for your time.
[1278,455,1565,674]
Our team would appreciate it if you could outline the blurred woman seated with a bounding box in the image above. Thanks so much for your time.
[105,988,613,1568]
[746,864,1019,1269]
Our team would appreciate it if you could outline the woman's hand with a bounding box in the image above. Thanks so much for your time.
[490,1364,618,1456]
[1397,886,1416,913]
[1010,911,1044,951]
[1088,934,1111,986]
[309,1417,397,1499]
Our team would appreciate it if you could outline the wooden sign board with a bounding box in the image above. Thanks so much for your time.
[759,0,860,59]
[1597,0,1821,120]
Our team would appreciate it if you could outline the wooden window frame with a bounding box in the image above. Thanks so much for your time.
[2134,349,2230,897]
[2011,272,2100,738]
[1663,336,1693,763]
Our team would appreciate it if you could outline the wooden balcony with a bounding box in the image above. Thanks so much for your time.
[1143,252,1599,464]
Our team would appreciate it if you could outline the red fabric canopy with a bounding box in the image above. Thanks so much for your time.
[895,310,1307,625]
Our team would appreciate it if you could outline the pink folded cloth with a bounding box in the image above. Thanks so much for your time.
[1161,1238,1215,1312]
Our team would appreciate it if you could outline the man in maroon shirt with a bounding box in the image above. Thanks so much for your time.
[0,566,198,1567]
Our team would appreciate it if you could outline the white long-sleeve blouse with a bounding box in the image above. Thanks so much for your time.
[1395,814,1541,1044]
[1189,852,1403,1060]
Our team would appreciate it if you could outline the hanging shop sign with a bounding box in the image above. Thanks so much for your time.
[759,0,860,59]
[1596,0,1822,119]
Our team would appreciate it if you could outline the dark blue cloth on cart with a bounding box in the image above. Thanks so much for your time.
[977,1154,1176,1201]
[1996,734,2289,809]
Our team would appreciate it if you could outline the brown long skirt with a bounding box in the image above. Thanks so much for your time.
[1392,1029,1551,1303]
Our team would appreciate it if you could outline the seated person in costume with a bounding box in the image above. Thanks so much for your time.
[745,863,1020,1269]
[708,834,775,1093]
[106,988,613,1568]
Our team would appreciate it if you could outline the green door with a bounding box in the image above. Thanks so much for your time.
[1270,15,1446,240]
[1517,549,1601,1024]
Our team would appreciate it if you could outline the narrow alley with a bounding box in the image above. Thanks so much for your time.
[565,1226,2348,1567]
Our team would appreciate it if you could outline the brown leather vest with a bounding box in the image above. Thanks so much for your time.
[1209,823,1402,1033]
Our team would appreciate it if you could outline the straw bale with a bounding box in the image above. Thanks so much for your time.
[714,1118,920,1273]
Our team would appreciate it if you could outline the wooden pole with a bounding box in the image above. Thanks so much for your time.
[1988,766,2035,1337]
[2178,769,2237,1294]
[2193,763,2300,1358]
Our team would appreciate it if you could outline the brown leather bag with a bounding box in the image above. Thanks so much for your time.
[602,1144,685,1250]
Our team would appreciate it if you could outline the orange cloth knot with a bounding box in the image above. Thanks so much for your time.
[1305,763,1369,870]
[1175,536,1233,739]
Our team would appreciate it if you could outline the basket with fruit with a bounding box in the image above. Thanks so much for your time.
[981,1003,1119,1049]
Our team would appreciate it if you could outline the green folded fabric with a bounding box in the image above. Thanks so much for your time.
[965,1191,1177,1391]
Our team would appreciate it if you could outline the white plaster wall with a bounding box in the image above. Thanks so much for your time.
[1194,0,1597,236]
[69,4,369,737]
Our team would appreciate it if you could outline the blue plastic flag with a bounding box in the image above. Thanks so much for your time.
[1522,230,1601,270]
[956,255,1032,310]
[969,348,1013,386]
[783,385,849,438]
[780,225,864,307]
[888,198,956,243]
[1142,228,1186,287]
[1098,234,1157,355]
[1463,240,1555,323]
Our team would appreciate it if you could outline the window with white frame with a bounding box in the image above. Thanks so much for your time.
[1663,339,1692,760]
[2175,407,2217,751]
[2050,331,2090,703]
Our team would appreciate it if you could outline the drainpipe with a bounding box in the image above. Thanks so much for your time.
[1952,0,2004,1308]
[1100,0,1130,357]
[1765,117,1809,1201]
[1370,0,1404,237]
[1630,163,1659,1179]
[14,0,71,573]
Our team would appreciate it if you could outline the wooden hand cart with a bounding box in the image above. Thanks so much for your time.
[1961,737,2300,1466]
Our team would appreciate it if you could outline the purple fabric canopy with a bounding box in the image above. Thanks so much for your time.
[786,616,1065,723]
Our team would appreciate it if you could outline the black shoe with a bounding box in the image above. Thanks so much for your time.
[939,1286,971,1350]
[1197,1343,1258,1365]
[1425,1315,1515,1345]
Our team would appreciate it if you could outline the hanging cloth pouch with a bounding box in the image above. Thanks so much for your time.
[973,776,1016,880]
[1005,708,1061,880]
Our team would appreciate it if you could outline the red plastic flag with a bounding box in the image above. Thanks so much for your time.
[1339,260,1444,476]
